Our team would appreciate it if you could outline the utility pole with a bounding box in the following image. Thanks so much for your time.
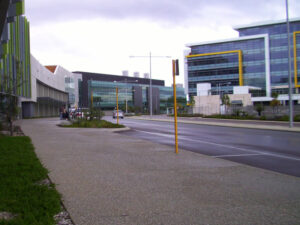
[173,59,179,154]
[286,0,294,127]
[130,53,171,117]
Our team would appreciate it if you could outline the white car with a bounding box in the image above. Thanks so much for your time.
[113,110,124,119]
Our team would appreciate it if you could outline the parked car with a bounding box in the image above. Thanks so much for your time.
[113,110,124,119]
[74,108,89,119]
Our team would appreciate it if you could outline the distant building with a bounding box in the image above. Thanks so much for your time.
[122,70,129,76]
[133,72,140,78]
[73,71,186,114]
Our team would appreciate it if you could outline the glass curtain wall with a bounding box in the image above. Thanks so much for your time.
[87,80,186,113]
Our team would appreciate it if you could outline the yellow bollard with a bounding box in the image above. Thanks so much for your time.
[116,87,119,124]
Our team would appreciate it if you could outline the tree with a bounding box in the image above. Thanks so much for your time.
[255,103,264,116]
[0,72,22,136]
[270,92,280,113]
[189,95,195,107]
[221,94,230,113]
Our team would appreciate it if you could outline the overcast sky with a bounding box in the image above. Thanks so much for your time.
[25,0,300,86]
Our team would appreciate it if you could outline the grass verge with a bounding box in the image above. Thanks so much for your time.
[0,136,61,225]
[60,119,125,128]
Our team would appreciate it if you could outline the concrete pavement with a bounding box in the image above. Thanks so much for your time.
[131,115,300,132]
[19,118,300,225]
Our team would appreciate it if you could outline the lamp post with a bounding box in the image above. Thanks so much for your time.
[115,79,138,114]
[286,0,294,128]
[217,81,231,97]
[123,79,138,114]
[113,81,119,124]
[130,52,171,117]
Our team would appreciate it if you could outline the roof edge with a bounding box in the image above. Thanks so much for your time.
[186,34,268,47]
[233,17,300,30]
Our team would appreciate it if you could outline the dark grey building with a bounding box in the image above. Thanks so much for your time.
[72,71,186,114]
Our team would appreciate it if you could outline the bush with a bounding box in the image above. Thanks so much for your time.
[260,116,267,120]
[204,114,256,120]
[168,113,203,117]
[294,114,300,122]
[60,119,125,128]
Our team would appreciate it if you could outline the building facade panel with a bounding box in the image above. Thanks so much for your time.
[187,37,266,98]
[235,19,300,89]
[186,18,300,100]
[81,76,185,114]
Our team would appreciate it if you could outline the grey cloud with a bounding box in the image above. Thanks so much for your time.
[26,0,300,26]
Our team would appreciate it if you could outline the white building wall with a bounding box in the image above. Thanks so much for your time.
[72,73,82,107]
[197,83,211,96]
[22,55,66,103]
[194,95,220,115]
[183,49,191,97]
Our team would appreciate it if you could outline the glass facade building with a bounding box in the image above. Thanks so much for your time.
[65,76,75,105]
[74,71,186,114]
[0,0,31,98]
[86,80,186,113]
[185,18,300,100]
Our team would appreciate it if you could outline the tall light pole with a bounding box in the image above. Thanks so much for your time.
[122,79,138,114]
[130,52,171,117]
[114,79,138,114]
[286,0,294,128]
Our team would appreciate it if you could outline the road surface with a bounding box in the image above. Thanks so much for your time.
[105,116,300,177]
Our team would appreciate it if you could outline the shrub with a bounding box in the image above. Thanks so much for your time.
[294,114,300,122]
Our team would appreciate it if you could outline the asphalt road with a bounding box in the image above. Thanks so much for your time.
[104,116,300,177]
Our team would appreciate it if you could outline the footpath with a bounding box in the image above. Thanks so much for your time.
[19,118,300,225]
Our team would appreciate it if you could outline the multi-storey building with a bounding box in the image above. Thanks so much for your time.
[0,0,31,99]
[73,71,186,114]
[185,18,300,104]
[0,0,69,118]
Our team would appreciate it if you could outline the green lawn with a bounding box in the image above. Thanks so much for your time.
[0,136,61,225]
[61,119,125,128]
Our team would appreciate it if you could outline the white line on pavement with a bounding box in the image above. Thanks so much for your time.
[213,153,267,158]
[134,129,300,162]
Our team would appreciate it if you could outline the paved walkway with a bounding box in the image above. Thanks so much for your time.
[19,118,300,225]
[131,115,300,132]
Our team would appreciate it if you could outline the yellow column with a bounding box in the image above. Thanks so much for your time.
[172,60,179,154]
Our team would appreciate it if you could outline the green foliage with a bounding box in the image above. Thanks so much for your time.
[294,114,300,122]
[255,104,264,116]
[270,99,280,107]
[61,119,125,128]
[0,60,24,136]
[204,114,255,120]
[270,92,280,113]
[168,113,203,117]
[203,114,300,122]
[271,92,279,99]
[0,136,61,225]
[221,94,230,106]
[88,107,104,121]
[189,96,195,107]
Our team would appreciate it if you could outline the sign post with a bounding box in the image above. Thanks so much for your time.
[172,59,179,154]
[116,87,119,124]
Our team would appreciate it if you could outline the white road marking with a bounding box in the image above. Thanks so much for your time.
[134,129,300,162]
[213,153,267,158]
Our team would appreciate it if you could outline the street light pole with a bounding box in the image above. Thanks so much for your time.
[286,0,294,128]
[130,53,171,118]
[125,78,128,114]
[149,52,153,117]
[115,79,138,114]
